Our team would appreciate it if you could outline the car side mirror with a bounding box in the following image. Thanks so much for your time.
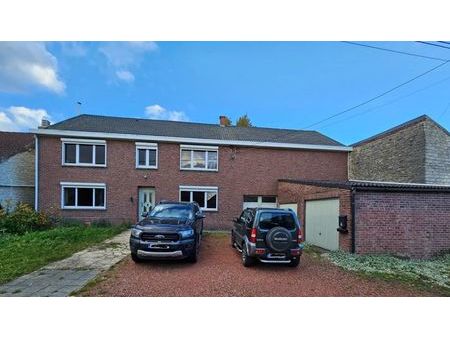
[141,211,149,218]
[196,211,206,219]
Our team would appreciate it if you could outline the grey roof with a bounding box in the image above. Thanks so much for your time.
[278,179,450,192]
[351,114,450,147]
[46,114,344,147]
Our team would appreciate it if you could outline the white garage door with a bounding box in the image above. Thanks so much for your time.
[305,199,339,251]
[279,203,298,215]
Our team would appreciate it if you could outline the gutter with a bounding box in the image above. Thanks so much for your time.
[351,188,356,254]
[34,135,38,211]
[31,128,353,152]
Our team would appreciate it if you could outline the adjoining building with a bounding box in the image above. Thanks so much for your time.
[0,132,35,209]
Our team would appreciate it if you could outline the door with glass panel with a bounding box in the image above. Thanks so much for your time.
[138,188,155,220]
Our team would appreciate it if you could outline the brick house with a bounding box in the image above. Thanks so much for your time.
[34,114,350,229]
[278,115,450,259]
[0,132,35,209]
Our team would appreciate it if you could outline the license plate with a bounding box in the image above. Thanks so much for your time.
[149,244,169,249]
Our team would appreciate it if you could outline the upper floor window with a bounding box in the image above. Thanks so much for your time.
[135,142,158,169]
[62,138,106,167]
[180,145,218,171]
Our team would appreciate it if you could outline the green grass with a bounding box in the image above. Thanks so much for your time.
[327,251,450,296]
[0,225,128,285]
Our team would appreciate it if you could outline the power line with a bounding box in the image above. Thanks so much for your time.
[416,41,450,50]
[301,60,449,129]
[318,74,450,130]
[438,41,450,46]
[342,41,449,62]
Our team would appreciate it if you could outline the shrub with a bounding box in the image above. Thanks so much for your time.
[0,203,51,235]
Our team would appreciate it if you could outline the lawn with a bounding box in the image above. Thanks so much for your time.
[0,225,127,285]
[326,250,450,296]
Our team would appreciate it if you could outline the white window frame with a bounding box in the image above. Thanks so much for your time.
[61,138,107,167]
[179,145,219,172]
[179,185,218,211]
[60,182,106,210]
[135,142,158,169]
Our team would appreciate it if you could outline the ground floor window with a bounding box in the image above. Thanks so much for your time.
[179,186,218,211]
[60,182,106,209]
[243,195,277,208]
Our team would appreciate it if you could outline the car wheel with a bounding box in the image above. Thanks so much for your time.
[187,237,199,263]
[131,253,143,263]
[288,257,300,267]
[241,244,255,267]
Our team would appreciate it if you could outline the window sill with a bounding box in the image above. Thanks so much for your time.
[180,168,218,172]
[62,163,107,168]
[136,166,158,170]
[61,207,107,210]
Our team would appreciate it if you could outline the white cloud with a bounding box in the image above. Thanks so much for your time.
[145,104,189,122]
[115,70,135,83]
[0,106,50,132]
[0,42,65,94]
[99,42,158,82]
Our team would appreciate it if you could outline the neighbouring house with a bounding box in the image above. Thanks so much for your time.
[278,115,450,259]
[0,132,35,209]
[349,115,450,184]
[33,114,351,228]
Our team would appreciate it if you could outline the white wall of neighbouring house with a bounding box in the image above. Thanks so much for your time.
[0,150,35,209]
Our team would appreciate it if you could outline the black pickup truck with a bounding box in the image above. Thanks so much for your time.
[129,201,204,263]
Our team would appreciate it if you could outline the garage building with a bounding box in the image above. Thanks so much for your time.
[278,179,450,259]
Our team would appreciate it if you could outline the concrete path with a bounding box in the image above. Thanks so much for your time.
[0,231,130,297]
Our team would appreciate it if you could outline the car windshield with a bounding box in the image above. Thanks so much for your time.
[258,212,296,230]
[149,204,194,220]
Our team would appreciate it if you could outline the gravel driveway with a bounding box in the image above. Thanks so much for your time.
[79,234,436,296]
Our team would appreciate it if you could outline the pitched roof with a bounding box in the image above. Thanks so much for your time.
[351,114,450,147]
[278,178,450,192]
[0,132,34,162]
[44,114,345,148]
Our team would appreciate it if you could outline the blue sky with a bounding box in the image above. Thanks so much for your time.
[1,41,449,145]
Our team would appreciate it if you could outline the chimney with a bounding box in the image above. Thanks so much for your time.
[40,119,51,128]
[219,115,229,127]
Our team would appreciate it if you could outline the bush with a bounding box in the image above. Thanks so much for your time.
[0,203,51,235]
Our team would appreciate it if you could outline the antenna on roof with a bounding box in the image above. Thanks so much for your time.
[76,101,82,115]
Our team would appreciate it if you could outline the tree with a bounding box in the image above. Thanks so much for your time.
[236,114,253,127]
[221,116,232,126]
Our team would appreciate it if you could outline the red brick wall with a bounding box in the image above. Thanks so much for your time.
[38,136,348,229]
[355,191,450,258]
[277,181,352,251]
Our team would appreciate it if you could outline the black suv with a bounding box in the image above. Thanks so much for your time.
[129,201,204,263]
[231,208,303,267]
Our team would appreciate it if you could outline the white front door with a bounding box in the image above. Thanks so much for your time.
[305,199,339,251]
[138,188,155,220]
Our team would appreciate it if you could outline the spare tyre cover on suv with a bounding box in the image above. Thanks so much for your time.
[265,227,292,252]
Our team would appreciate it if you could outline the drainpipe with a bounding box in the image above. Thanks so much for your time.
[34,135,39,211]
[351,188,356,253]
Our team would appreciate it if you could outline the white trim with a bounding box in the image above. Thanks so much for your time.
[34,135,39,211]
[180,144,219,150]
[60,138,106,144]
[135,143,158,169]
[179,185,218,211]
[33,128,352,152]
[135,142,158,147]
[179,146,219,172]
[60,182,106,210]
[61,140,107,167]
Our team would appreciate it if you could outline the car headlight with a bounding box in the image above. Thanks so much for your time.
[179,229,194,239]
[131,228,142,238]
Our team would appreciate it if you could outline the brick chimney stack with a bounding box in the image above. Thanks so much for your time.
[219,115,229,127]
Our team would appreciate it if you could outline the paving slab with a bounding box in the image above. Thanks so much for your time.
[0,230,130,297]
